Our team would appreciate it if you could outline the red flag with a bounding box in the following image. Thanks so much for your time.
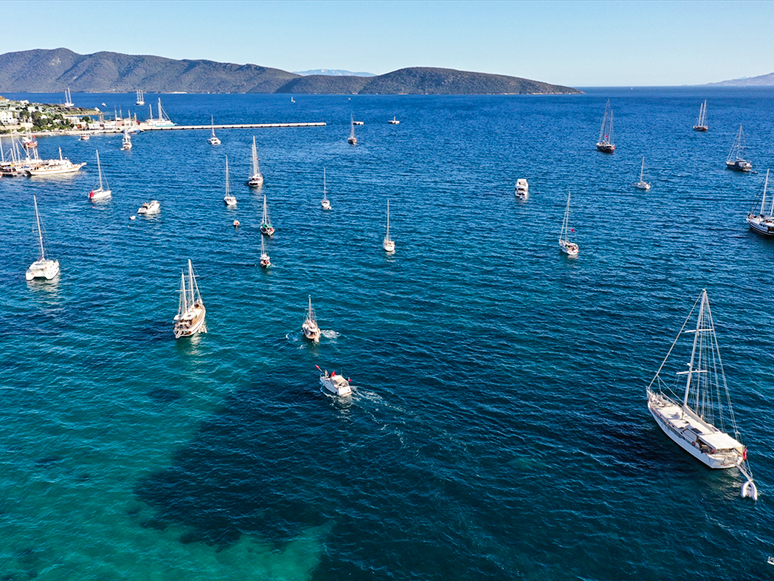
[571,228,575,232]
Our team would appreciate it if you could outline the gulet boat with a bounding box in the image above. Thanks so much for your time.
[173,259,207,339]
[302,296,321,342]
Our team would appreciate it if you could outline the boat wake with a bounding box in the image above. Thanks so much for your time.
[321,329,339,340]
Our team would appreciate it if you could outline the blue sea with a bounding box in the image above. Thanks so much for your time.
[1,87,773,580]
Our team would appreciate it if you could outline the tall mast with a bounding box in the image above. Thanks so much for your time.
[323,168,327,198]
[640,157,645,181]
[225,156,230,195]
[96,151,103,189]
[33,196,45,260]
[188,259,195,306]
[598,101,608,142]
[386,200,391,240]
[252,137,259,175]
[760,169,769,215]
[179,272,188,314]
[683,290,706,414]
[158,98,162,121]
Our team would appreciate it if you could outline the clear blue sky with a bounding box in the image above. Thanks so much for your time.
[2,1,773,86]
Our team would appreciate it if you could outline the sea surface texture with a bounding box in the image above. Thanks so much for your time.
[1,88,773,580]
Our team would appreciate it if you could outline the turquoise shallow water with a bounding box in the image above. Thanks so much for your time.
[1,87,773,579]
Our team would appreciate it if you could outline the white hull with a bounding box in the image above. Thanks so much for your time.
[634,181,651,191]
[90,188,112,201]
[248,174,264,187]
[261,225,274,237]
[138,201,160,215]
[559,239,578,257]
[320,373,352,396]
[174,306,207,339]
[747,214,774,236]
[121,143,132,151]
[321,200,331,210]
[27,162,85,176]
[302,321,321,342]
[208,137,221,145]
[26,259,59,281]
[260,255,271,269]
[383,240,395,253]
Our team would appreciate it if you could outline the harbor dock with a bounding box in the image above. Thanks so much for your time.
[145,122,326,131]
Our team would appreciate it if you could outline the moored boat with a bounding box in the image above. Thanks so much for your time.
[223,156,237,206]
[746,169,774,236]
[208,115,221,145]
[693,100,708,131]
[515,178,529,200]
[89,150,112,201]
[596,100,615,153]
[383,200,395,253]
[260,235,271,269]
[138,200,160,215]
[260,195,275,236]
[348,114,357,145]
[26,148,85,176]
[321,168,331,210]
[26,196,60,281]
[633,157,651,190]
[247,136,264,187]
[121,129,132,151]
[302,296,322,342]
[558,192,578,257]
[173,259,207,339]
[726,125,752,172]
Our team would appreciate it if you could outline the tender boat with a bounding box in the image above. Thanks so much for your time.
[89,150,112,201]
[596,100,615,153]
[138,200,160,215]
[26,196,60,281]
[79,135,90,141]
[208,115,221,145]
[747,169,774,236]
[647,289,757,499]
[321,168,331,210]
[173,259,207,339]
[558,192,579,257]
[383,200,395,253]
[247,136,264,187]
[348,114,357,145]
[26,148,85,176]
[693,100,708,132]
[260,195,275,236]
[223,156,237,206]
[515,178,529,200]
[388,116,400,124]
[260,235,271,269]
[317,366,352,396]
[302,296,322,342]
[633,157,651,191]
[726,125,752,172]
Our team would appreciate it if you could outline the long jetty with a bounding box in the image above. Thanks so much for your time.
[144,122,326,131]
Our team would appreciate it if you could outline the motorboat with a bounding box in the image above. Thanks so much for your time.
[138,200,160,215]
[79,135,90,141]
[26,196,60,281]
[318,367,352,396]
[515,178,529,200]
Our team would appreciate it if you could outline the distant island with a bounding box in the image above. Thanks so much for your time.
[706,72,774,87]
[0,48,581,95]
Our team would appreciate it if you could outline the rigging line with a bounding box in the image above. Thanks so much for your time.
[647,293,703,391]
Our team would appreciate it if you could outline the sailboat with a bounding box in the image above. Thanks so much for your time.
[647,289,757,500]
[260,235,271,269]
[383,200,395,253]
[633,157,651,190]
[63,88,74,108]
[558,192,579,257]
[596,100,615,153]
[348,114,357,145]
[223,156,237,206]
[136,89,145,106]
[321,168,331,210]
[302,296,321,342]
[247,136,264,187]
[746,169,774,236]
[121,129,132,151]
[693,100,708,131]
[26,196,60,281]
[726,125,752,172]
[260,195,275,236]
[145,98,175,128]
[208,116,221,145]
[173,259,207,339]
[89,150,112,201]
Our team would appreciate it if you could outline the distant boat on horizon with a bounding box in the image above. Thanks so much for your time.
[348,114,357,145]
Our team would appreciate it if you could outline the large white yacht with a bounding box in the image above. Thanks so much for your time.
[173,259,207,339]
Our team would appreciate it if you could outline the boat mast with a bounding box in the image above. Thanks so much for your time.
[225,156,230,196]
[682,290,706,415]
[33,196,45,260]
[350,114,355,139]
[640,157,645,182]
[323,168,327,199]
[386,200,391,241]
[561,193,571,241]
[187,259,196,306]
[761,169,770,215]
[178,272,188,315]
[308,296,315,322]
[96,151,103,190]
[263,195,270,224]
[252,137,259,175]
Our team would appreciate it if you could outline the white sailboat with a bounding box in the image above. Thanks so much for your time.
[173,259,207,339]
[144,98,175,128]
[247,136,263,187]
[136,89,145,106]
[121,129,132,151]
[321,168,331,210]
[260,235,271,269]
[596,100,615,153]
[317,366,352,396]
[208,115,221,145]
[302,296,322,342]
[693,100,708,131]
[63,88,74,108]
[633,157,651,190]
[383,200,395,253]
[89,150,112,201]
[726,125,752,172]
[348,114,357,145]
[26,196,60,281]
[746,169,774,236]
[647,289,757,499]
[260,195,275,236]
[223,156,237,206]
[558,192,578,257]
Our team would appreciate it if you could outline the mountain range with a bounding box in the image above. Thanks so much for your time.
[0,48,581,95]
[707,72,774,87]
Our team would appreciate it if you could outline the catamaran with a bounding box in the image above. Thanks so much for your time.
[558,192,578,257]
[302,296,322,342]
[173,259,207,339]
[89,150,112,201]
[647,289,757,500]
[746,169,774,236]
[208,116,221,145]
[136,89,145,106]
[383,200,395,253]
[515,179,529,200]
[247,136,263,187]
[260,235,271,269]
[348,114,357,145]
[223,156,236,206]
[596,100,615,153]
[121,129,132,151]
[726,125,752,172]
[26,196,60,281]
[317,366,352,396]
[321,168,331,210]
[633,157,651,190]
[260,195,274,236]
[63,88,74,108]
[26,148,85,176]
[693,100,708,131]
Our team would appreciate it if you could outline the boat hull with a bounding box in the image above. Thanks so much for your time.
[321,200,331,210]
[89,188,112,201]
[559,240,578,257]
[248,174,264,187]
[596,142,615,153]
[747,215,774,236]
[27,162,85,176]
[726,160,752,172]
[260,225,275,237]
[174,306,207,339]
[693,126,708,132]
[320,375,352,396]
[348,137,357,145]
[383,240,395,253]
[26,259,60,281]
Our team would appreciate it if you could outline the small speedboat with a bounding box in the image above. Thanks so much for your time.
[317,366,352,396]
[79,135,90,141]
[515,178,529,200]
[138,200,160,215]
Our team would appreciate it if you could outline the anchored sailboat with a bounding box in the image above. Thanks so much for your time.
[633,157,651,191]
[596,100,615,153]
[63,88,74,108]
[746,169,774,236]
[121,129,132,151]
[693,100,708,131]
[321,168,331,210]
[89,150,111,201]
[247,136,264,187]
[260,235,271,269]
[647,289,757,500]
[383,200,395,253]
[260,195,275,236]
[348,114,357,145]
[208,116,221,145]
[173,259,207,339]
[223,156,237,206]
[726,125,752,172]
[558,192,578,257]
[136,89,145,106]
[302,296,321,342]
[26,196,60,281]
